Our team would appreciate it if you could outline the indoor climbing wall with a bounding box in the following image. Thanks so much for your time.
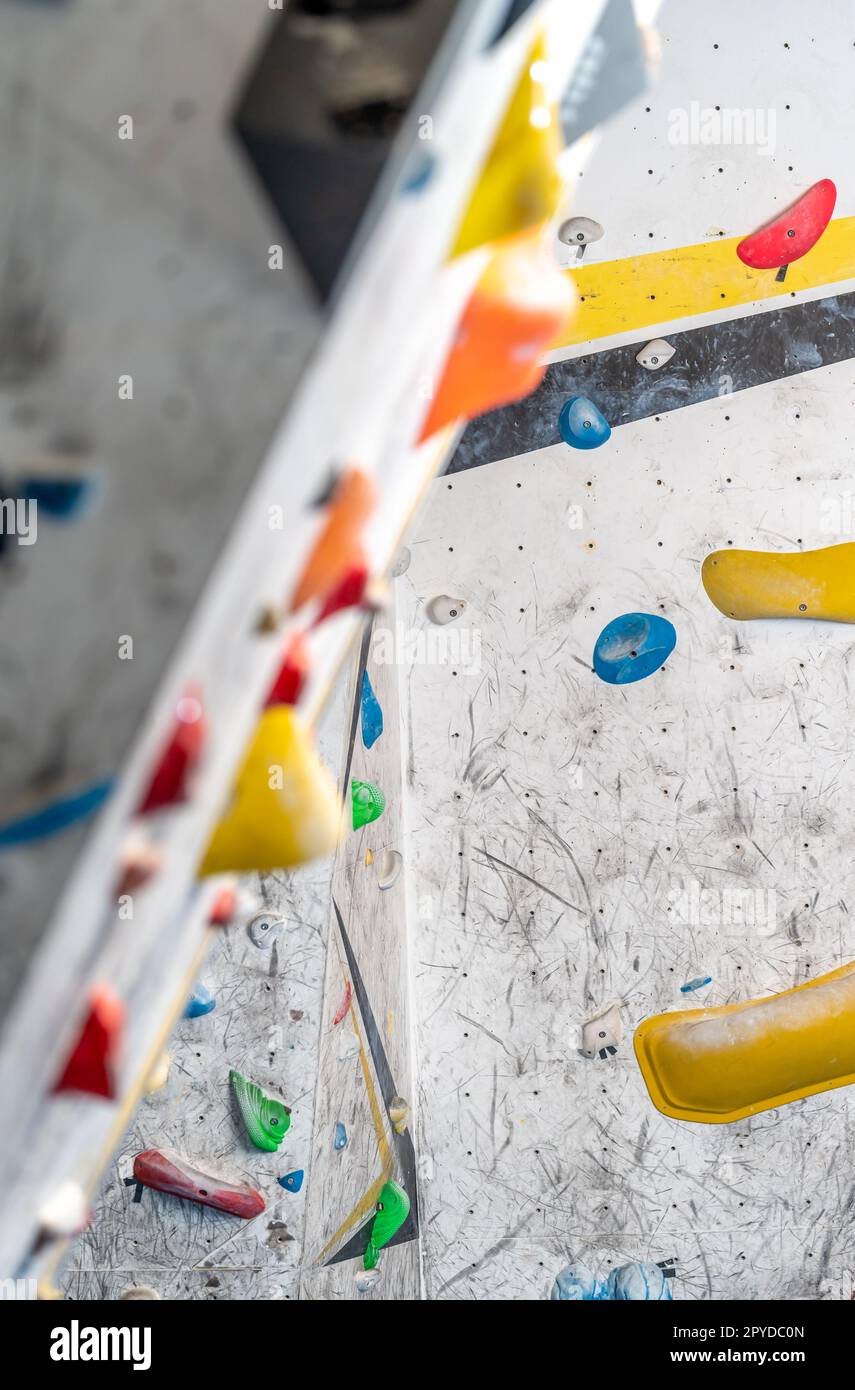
[302,594,419,1300]
[400,0,855,1300]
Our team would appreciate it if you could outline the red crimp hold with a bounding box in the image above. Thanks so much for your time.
[54,985,124,1099]
[132,1149,265,1218]
[265,630,311,708]
[138,687,206,814]
[736,179,836,273]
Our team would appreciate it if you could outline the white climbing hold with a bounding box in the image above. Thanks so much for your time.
[426,595,466,625]
[376,848,403,890]
[390,546,411,578]
[636,338,675,370]
[580,1001,624,1059]
[557,216,604,259]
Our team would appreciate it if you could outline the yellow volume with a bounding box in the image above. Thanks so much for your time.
[199,706,342,876]
[701,542,855,621]
[634,960,855,1124]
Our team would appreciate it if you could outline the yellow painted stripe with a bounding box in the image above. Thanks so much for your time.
[555,215,855,348]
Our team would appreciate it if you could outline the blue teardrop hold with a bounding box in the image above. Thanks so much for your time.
[558,396,611,449]
[593,612,676,685]
[184,984,216,1018]
[360,670,383,749]
[278,1169,305,1193]
[334,1121,348,1151]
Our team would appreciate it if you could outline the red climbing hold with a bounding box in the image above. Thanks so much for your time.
[736,179,836,280]
[138,687,206,814]
[313,565,369,627]
[208,884,238,926]
[54,985,124,1099]
[133,1149,265,1218]
[265,630,311,708]
[333,981,353,1025]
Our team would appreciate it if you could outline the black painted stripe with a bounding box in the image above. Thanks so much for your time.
[446,288,855,473]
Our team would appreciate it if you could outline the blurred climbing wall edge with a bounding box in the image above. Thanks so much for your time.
[403,0,855,1299]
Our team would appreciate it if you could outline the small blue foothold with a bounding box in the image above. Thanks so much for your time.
[361,671,383,749]
[558,396,611,449]
[680,975,712,994]
[593,612,676,685]
[334,1122,348,1151]
[184,984,216,1018]
[401,151,437,194]
[278,1169,304,1193]
[606,1261,672,1301]
[0,778,113,847]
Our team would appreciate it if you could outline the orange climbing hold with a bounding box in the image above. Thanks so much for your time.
[289,469,377,613]
[418,231,576,442]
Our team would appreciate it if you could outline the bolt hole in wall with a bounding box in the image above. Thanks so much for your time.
[399,0,855,1300]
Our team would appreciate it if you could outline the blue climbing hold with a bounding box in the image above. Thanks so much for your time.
[184,984,216,1018]
[361,670,383,749]
[278,1169,305,1193]
[334,1122,348,1151]
[19,475,98,520]
[0,778,113,847]
[593,612,676,685]
[605,1261,672,1301]
[680,975,712,994]
[558,396,611,449]
[401,151,437,195]
[551,1262,606,1300]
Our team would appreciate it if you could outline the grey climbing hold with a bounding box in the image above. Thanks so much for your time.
[247,912,284,950]
[390,546,411,578]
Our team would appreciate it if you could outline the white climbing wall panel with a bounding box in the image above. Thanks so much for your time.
[402,366,855,1299]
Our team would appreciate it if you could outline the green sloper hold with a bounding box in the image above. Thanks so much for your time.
[363,1180,410,1270]
[230,1069,291,1152]
[351,779,385,831]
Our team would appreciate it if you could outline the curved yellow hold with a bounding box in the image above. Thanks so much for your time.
[451,31,563,259]
[702,542,855,622]
[634,960,855,1124]
[199,706,342,876]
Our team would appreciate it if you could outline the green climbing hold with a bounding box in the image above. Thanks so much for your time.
[229,1069,291,1152]
[351,779,386,830]
[363,1180,410,1270]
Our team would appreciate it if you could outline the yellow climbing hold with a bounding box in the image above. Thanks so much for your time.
[702,542,855,622]
[634,959,855,1124]
[199,706,341,876]
[451,31,563,259]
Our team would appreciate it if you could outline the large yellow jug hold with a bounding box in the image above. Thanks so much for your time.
[451,31,564,258]
[634,960,855,1124]
[199,706,342,876]
[701,542,855,622]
